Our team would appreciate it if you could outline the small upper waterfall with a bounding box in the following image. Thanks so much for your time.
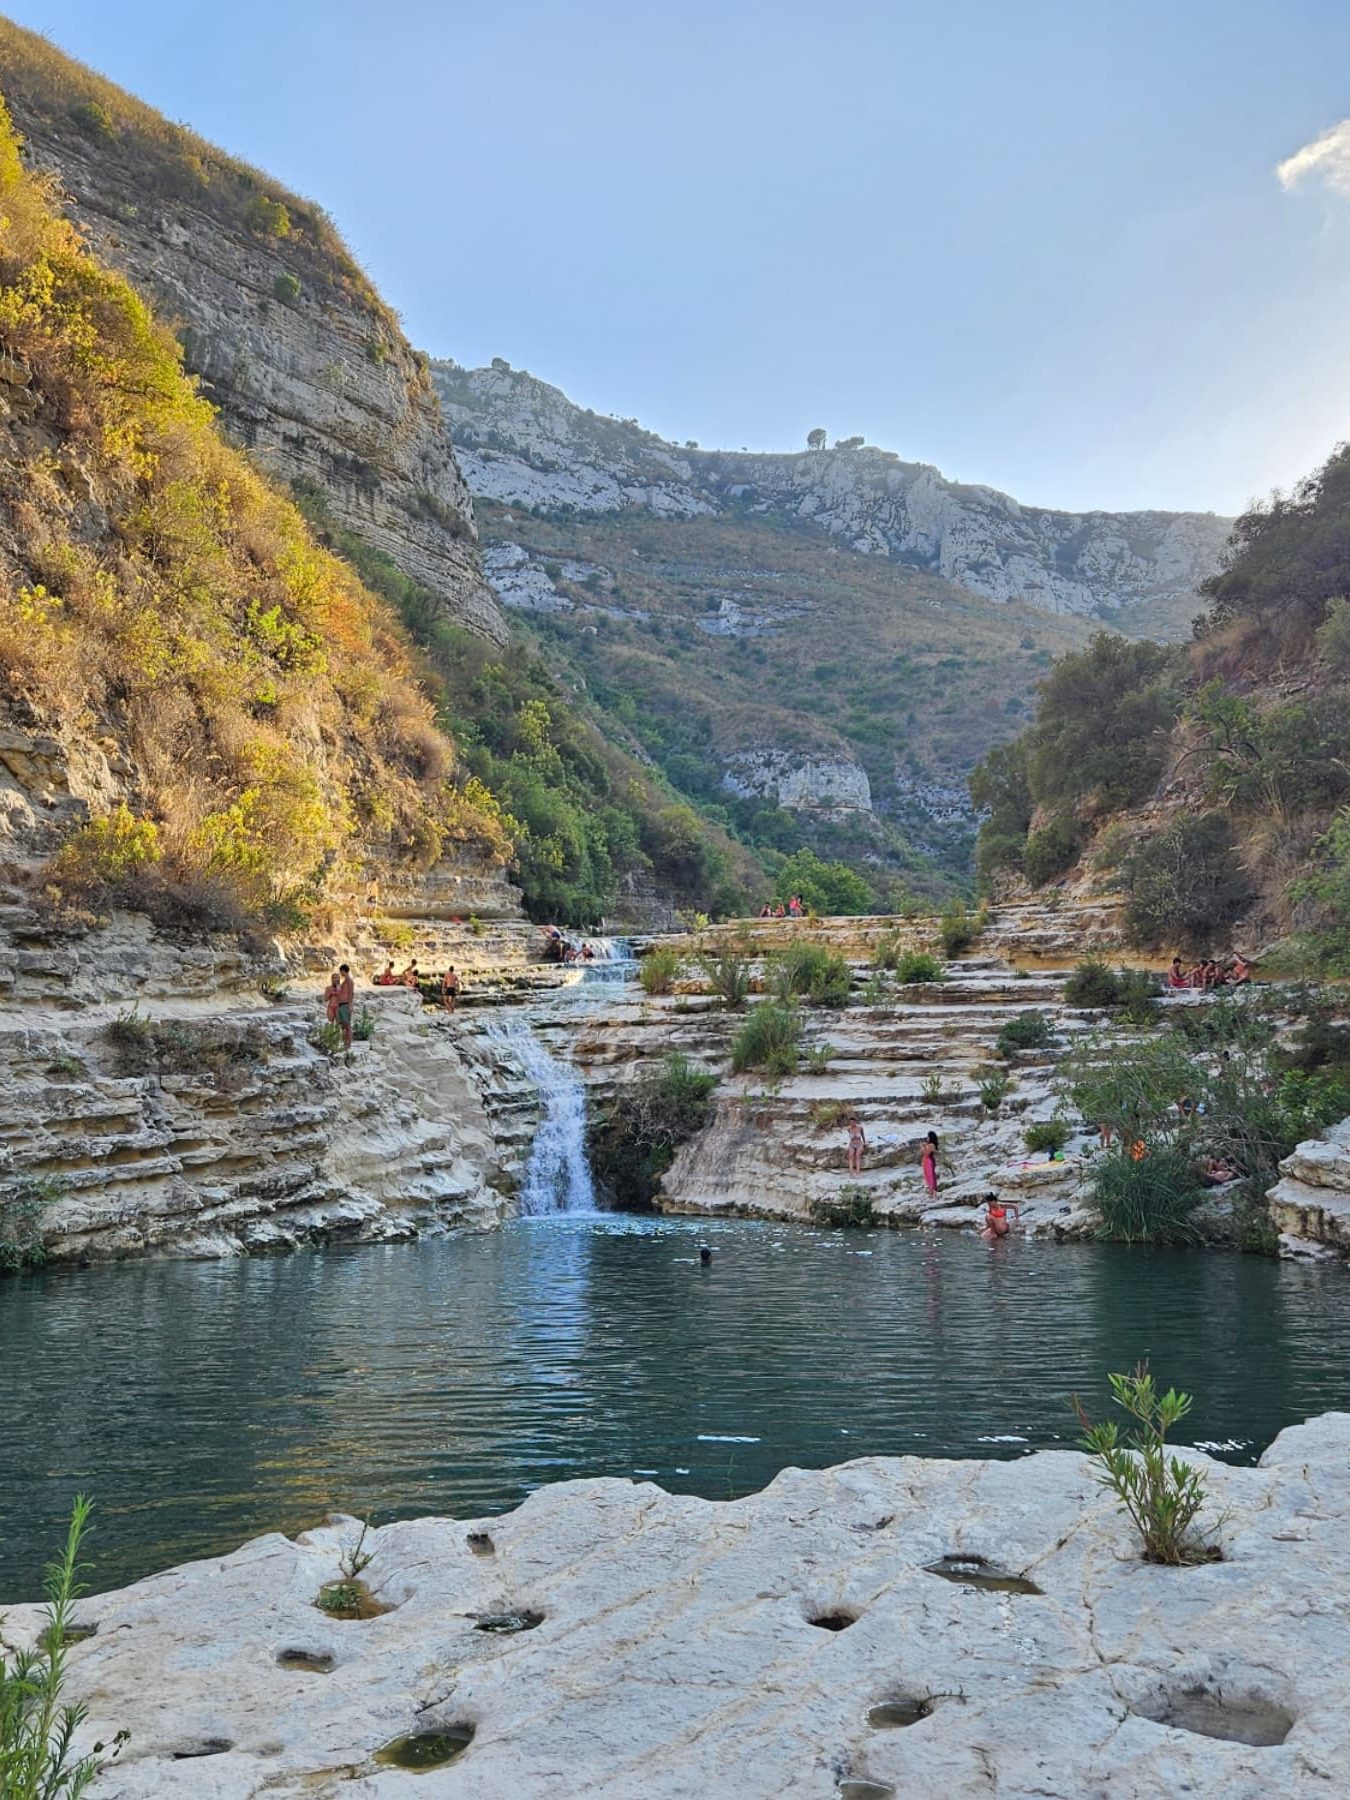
[499,1022,596,1216]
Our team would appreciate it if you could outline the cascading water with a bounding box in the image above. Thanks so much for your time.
[497,1023,596,1216]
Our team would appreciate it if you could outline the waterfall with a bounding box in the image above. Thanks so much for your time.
[496,1022,596,1216]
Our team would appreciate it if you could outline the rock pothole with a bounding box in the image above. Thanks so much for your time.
[170,1738,234,1759]
[314,1578,393,1621]
[838,1780,895,1799]
[375,1724,476,1771]
[474,1608,544,1634]
[466,1530,495,1557]
[867,1696,933,1728]
[808,1610,859,1631]
[924,1554,1042,1595]
[1136,1686,1294,1747]
[276,1648,335,1674]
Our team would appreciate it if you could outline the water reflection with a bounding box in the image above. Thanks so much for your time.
[2,1218,1349,1598]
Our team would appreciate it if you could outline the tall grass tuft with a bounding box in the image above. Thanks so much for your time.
[1074,1368,1219,1565]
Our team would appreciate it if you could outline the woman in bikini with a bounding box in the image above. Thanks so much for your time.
[921,1130,940,1197]
[981,1192,1018,1240]
[846,1116,866,1174]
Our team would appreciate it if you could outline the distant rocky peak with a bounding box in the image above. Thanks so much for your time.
[433,359,1231,621]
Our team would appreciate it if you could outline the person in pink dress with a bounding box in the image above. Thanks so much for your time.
[921,1130,940,1197]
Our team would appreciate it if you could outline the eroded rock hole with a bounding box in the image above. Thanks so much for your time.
[314,1578,392,1620]
[466,1530,495,1557]
[868,1696,933,1729]
[376,1724,476,1771]
[170,1739,234,1759]
[474,1609,543,1634]
[838,1781,896,1799]
[1138,1688,1293,1747]
[809,1610,858,1631]
[924,1555,1042,1595]
[276,1648,335,1674]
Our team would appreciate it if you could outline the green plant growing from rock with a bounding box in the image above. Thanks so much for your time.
[310,1020,343,1057]
[996,1010,1055,1058]
[764,942,852,1007]
[697,946,751,1011]
[860,969,890,1004]
[938,900,980,958]
[588,1054,717,1209]
[920,1068,949,1106]
[1073,1368,1219,1566]
[1024,1118,1071,1155]
[0,1495,128,1794]
[0,1175,64,1273]
[351,1007,377,1042]
[802,1042,835,1073]
[639,946,682,995]
[316,1520,382,1619]
[730,1001,801,1076]
[896,949,944,985]
[975,1066,1012,1112]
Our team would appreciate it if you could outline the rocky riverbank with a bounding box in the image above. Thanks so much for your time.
[6,1415,1347,1796]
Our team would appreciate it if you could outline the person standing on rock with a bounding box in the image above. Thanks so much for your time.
[921,1130,940,1198]
[441,966,461,1013]
[335,963,355,1053]
[846,1116,866,1174]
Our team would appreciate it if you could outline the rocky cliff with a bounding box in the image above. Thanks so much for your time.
[435,361,1230,622]
[0,21,505,643]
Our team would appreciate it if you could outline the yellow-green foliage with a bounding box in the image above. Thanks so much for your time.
[0,98,503,925]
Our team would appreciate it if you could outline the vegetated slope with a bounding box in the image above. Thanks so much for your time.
[0,96,508,928]
[971,441,1350,966]
[471,499,1099,898]
[431,359,1215,892]
[0,17,505,642]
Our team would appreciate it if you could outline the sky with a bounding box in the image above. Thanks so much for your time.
[11,0,1350,515]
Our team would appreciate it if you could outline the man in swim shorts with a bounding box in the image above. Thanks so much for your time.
[335,963,355,1052]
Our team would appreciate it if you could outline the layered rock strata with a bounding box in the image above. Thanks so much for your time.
[5,1415,1347,1796]
[1268,1119,1350,1259]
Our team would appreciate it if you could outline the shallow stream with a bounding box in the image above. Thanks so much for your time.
[3,1216,1349,1599]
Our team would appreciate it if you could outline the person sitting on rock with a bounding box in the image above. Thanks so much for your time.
[400,960,420,990]
[981,1192,1018,1240]
[1230,953,1251,984]
[441,966,461,1013]
[1168,956,1188,990]
[374,961,396,986]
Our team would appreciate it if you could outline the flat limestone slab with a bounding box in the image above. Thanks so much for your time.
[6,1418,1350,1797]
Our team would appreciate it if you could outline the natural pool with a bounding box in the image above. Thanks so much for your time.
[2,1216,1349,1599]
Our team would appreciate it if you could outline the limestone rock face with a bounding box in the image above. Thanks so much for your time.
[6,1416,1349,1796]
[1268,1118,1350,1257]
[436,361,1230,621]
[12,108,506,643]
[722,750,874,814]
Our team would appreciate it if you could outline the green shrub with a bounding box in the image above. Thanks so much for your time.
[811,1185,873,1227]
[697,946,751,1010]
[860,970,890,1004]
[870,930,903,970]
[639,946,682,995]
[1116,967,1160,1024]
[588,1053,717,1210]
[996,1010,1054,1057]
[938,900,978,957]
[772,848,873,915]
[975,1066,1012,1112]
[1062,958,1120,1009]
[731,1001,801,1076]
[1316,594,1350,671]
[1074,1369,1217,1565]
[245,193,291,237]
[69,98,114,139]
[1024,1118,1071,1154]
[1121,814,1255,949]
[0,1496,127,1792]
[351,1006,377,1042]
[896,949,944,984]
[1022,815,1081,887]
[1092,1144,1204,1244]
[765,942,852,1007]
[920,1069,948,1106]
[310,1020,343,1056]
[273,271,301,305]
[0,1174,62,1273]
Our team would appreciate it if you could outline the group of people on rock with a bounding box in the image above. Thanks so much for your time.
[1168,953,1250,990]
[372,960,463,1011]
[541,924,598,964]
[758,895,805,919]
[845,1114,1016,1242]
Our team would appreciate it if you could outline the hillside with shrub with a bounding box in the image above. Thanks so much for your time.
[0,95,511,931]
[971,442,1350,966]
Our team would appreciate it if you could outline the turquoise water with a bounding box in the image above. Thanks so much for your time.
[3,1216,1349,1599]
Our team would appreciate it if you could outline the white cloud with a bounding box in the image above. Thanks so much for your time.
[1276,119,1350,196]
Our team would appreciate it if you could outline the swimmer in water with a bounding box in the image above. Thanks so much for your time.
[699,1244,713,1265]
[980,1191,1018,1241]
